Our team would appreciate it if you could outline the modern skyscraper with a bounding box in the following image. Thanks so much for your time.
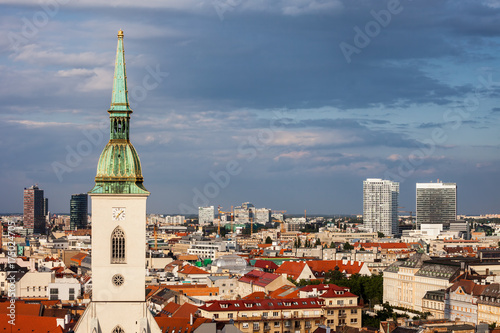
[363,178,399,236]
[75,30,161,333]
[416,182,457,229]
[23,184,45,234]
[70,193,88,230]
[198,206,214,225]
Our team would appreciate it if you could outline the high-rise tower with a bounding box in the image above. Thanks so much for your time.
[363,178,399,236]
[416,181,457,229]
[70,193,88,230]
[75,30,161,333]
[23,184,45,234]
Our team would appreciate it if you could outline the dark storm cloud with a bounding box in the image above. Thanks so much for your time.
[1,0,500,213]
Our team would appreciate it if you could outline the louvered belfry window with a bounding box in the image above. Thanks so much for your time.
[111,227,126,263]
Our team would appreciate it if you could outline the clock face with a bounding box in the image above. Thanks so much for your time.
[112,207,126,221]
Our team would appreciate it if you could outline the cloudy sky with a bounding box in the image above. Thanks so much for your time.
[1,0,500,215]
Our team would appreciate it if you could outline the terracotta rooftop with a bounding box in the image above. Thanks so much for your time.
[0,301,41,316]
[239,269,280,287]
[178,255,199,261]
[0,314,64,333]
[269,285,299,299]
[307,260,365,277]
[254,260,279,270]
[178,265,209,275]
[243,292,267,300]
[155,316,210,333]
[172,302,199,318]
[275,261,307,280]
[200,298,324,312]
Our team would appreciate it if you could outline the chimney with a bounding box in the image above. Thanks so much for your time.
[190,313,193,326]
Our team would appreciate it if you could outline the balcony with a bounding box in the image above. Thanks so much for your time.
[339,313,347,318]
[263,324,271,331]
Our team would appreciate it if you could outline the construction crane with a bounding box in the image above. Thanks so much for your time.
[271,210,287,239]
[217,206,234,237]
[398,206,414,223]
[273,219,286,233]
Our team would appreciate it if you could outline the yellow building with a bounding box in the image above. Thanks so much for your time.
[199,286,361,333]
[477,283,500,325]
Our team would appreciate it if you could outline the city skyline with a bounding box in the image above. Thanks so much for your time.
[2,1,500,214]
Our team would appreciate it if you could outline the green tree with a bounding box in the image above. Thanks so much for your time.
[330,241,335,248]
[315,239,321,246]
[265,236,272,244]
[377,231,385,238]
[343,242,354,250]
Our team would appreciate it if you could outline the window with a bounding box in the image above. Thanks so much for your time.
[49,288,58,300]
[111,227,126,263]
[337,300,344,305]
[39,286,41,292]
[274,322,280,327]
[27,287,30,292]
[242,323,249,329]
[351,309,357,314]
[273,312,279,317]
[213,314,219,319]
[253,323,259,330]
[228,313,233,319]
[350,318,358,323]
[112,326,125,333]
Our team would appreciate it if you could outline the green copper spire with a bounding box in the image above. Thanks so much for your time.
[90,30,149,195]
[109,29,132,113]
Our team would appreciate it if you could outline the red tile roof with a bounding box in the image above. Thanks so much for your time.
[0,302,41,316]
[253,260,279,270]
[178,255,199,261]
[172,303,198,318]
[320,288,358,299]
[70,253,87,265]
[200,298,324,312]
[275,261,307,280]
[154,316,210,333]
[243,292,267,300]
[307,260,364,277]
[178,265,209,275]
[449,280,486,296]
[0,314,64,333]
[158,302,181,317]
[300,283,349,293]
[239,269,280,287]
[268,285,299,299]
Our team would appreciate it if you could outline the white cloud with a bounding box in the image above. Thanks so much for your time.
[55,68,96,77]
[8,119,74,128]
[12,44,108,67]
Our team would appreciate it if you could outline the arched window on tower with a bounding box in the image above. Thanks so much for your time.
[111,227,126,263]
[112,325,125,333]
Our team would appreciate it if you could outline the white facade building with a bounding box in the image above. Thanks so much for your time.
[363,178,399,236]
[416,182,457,229]
[198,206,214,226]
[48,276,81,301]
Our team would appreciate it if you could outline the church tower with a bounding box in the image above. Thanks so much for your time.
[75,30,161,333]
